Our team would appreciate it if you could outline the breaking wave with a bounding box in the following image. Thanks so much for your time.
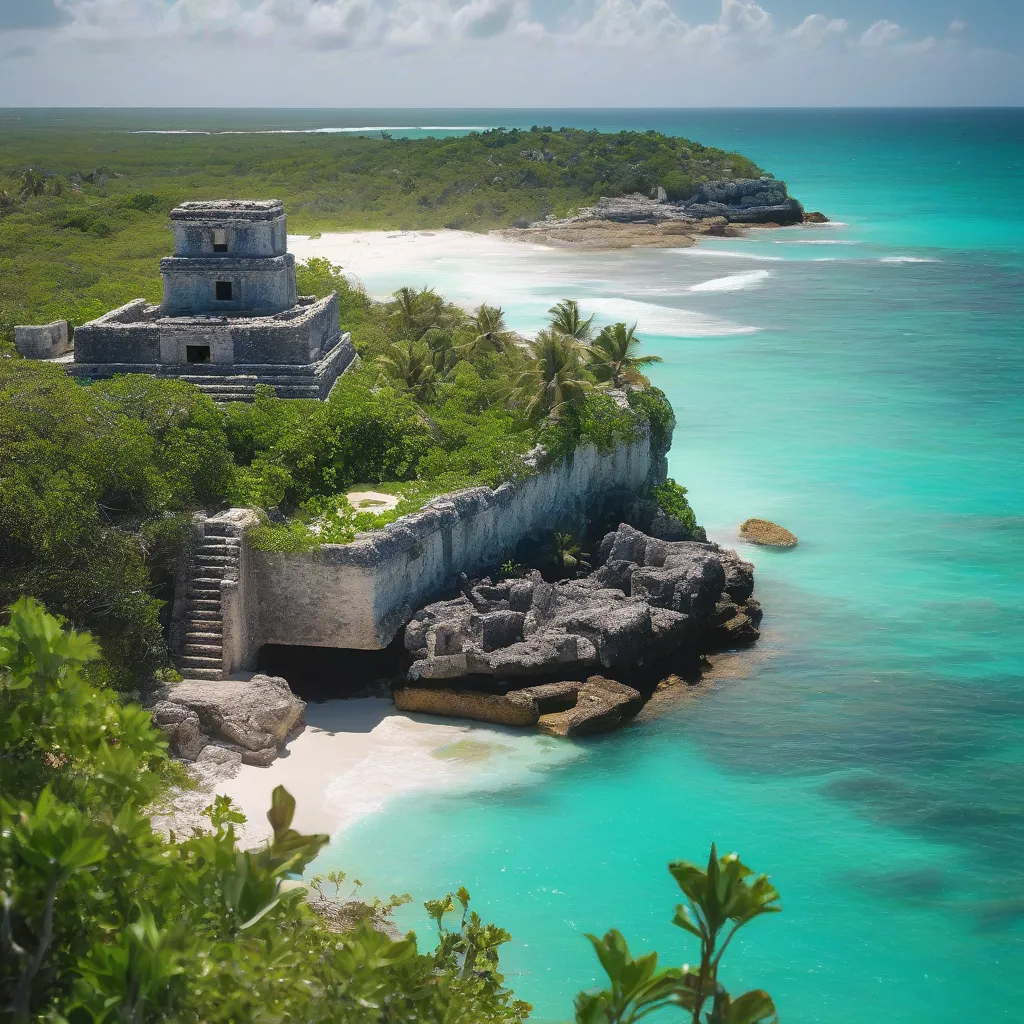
[689,270,773,293]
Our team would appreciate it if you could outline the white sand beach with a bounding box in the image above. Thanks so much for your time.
[289,229,760,338]
[215,699,580,847]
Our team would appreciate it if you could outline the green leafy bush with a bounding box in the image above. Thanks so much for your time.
[576,845,781,1024]
[0,599,531,1024]
[628,386,675,452]
[653,479,699,537]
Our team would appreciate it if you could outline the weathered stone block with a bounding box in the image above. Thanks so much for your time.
[14,321,71,359]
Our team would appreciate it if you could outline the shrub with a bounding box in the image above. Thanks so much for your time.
[653,478,699,537]
[628,386,675,452]
[0,599,531,1024]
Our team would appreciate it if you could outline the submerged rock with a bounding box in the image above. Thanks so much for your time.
[740,519,799,548]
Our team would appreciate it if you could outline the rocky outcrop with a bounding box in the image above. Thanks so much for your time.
[510,176,806,237]
[394,685,542,726]
[394,676,643,737]
[147,674,305,767]
[683,177,804,225]
[537,676,643,737]
[404,524,760,687]
[740,519,798,548]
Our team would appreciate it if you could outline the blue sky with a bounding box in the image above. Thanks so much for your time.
[0,1,1020,106]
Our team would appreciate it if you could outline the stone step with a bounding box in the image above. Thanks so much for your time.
[195,553,232,563]
[184,643,223,657]
[184,626,223,639]
[180,655,224,669]
[180,667,223,681]
[187,598,221,612]
[187,609,222,622]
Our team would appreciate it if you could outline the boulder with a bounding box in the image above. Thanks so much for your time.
[146,674,305,766]
[149,701,206,761]
[740,519,798,548]
[538,676,643,737]
[803,211,830,224]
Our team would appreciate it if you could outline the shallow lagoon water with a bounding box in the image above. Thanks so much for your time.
[302,111,1024,1022]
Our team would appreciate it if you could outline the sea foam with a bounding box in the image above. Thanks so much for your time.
[671,248,784,262]
[689,270,773,293]
[583,297,758,336]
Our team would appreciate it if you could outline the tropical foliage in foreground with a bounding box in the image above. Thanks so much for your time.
[0,261,681,688]
[0,600,779,1023]
[0,598,530,1023]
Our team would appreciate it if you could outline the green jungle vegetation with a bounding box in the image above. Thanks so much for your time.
[0,598,781,1024]
[0,118,760,341]
[0,262,690,690]
[0,118,771,1021]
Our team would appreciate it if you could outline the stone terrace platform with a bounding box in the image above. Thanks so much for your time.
[69,293,356,401]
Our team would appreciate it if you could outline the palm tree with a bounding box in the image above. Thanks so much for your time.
[507,330,593,422]
[458,304,514,361]
[377,339,437,402]
[387,286,424,339]
[588,321,663,389]
[551,531,591,575]
[548,299,596,343]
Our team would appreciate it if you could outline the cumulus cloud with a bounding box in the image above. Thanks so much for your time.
[860,19,905,48]
[786,13,848,49]
[35,0,939,58]
[2,0,994,103]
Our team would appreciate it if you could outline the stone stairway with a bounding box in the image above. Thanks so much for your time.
[174,370,323,403]
[177,521,241,681]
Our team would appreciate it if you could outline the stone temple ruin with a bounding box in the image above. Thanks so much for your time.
[65,200,355,401]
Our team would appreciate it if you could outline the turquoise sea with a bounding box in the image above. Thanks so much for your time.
[284,109,1024,1022]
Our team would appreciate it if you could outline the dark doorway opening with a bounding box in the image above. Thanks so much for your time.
[215,280,233,301]
[186,344,211,364]
[212,228,228,253]
[257,638,409,702]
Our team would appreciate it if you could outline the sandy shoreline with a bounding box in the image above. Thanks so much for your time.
[170,699,579,848]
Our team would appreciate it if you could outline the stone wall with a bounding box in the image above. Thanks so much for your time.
[72,293,340,367]
[160,254,298,315]
[238,430,660,656]
[14,320,72,359]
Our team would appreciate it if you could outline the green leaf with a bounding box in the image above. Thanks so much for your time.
[266,785,296,837]
[672,903,703,938]
[239,898,281,931]
[723,989,778,1024]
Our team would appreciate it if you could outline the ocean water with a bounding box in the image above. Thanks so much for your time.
[286,110,1024,1022]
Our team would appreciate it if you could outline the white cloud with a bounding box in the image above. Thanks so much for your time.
[949,19,967,34]
[3,0,1011,107]
[787,13,848,49]
[860,19,905,48]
